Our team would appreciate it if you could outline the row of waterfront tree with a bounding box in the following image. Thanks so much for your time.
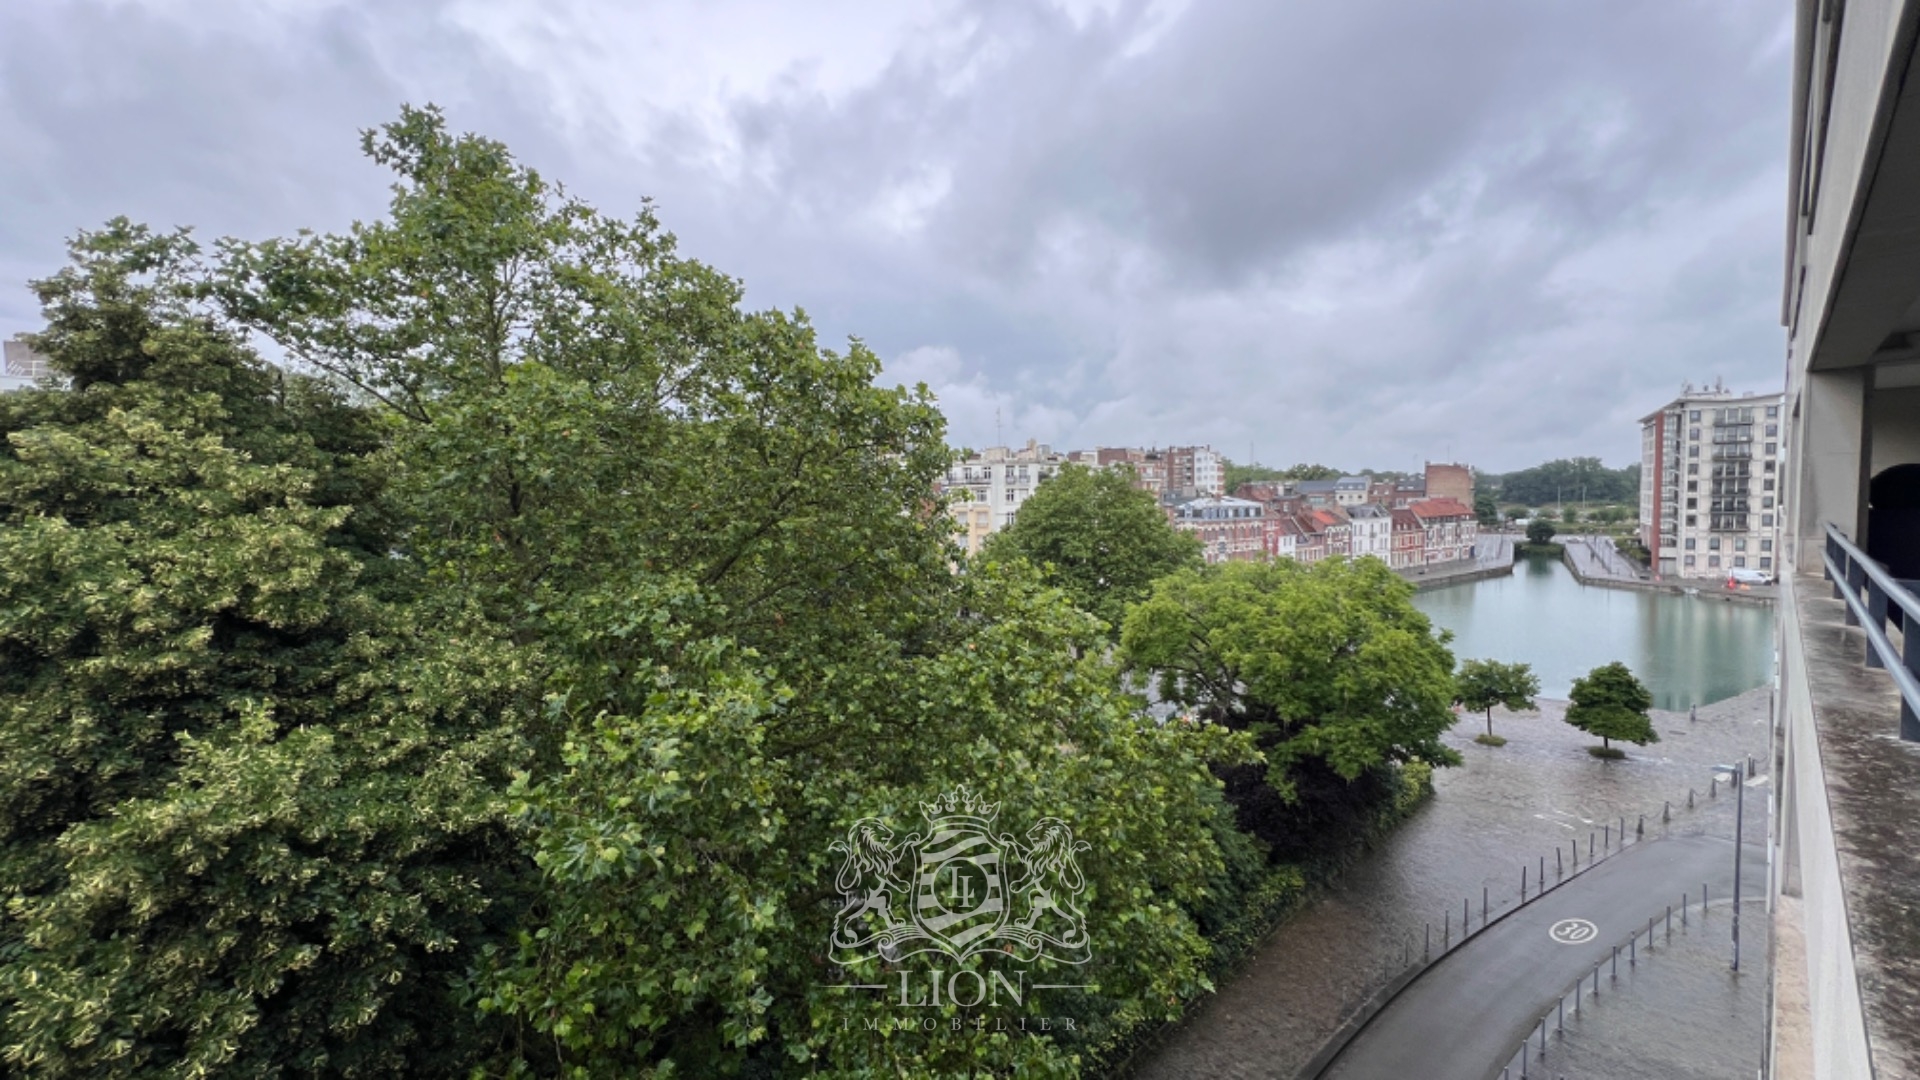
[0,108,1649,1078]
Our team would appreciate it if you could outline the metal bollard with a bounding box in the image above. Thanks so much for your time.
[1465,897,1471,935]
[1558,995,1564,1032]
[1704,882,1709,910]
[1631,934,1636,965]
[1712,776,1718,798]
[1604,824,1610,849]
[1612,945,1618,978]
[1538,1018,1546,1056]
[1638,814,1644,838]
[1668,905,1673,936]
[1663,800,1671,823]
[1522,864,1528,901]
[1683,892,1688,926]
[1557,847,1563,875]
[1689,789,1695,809]
[1649,915,1655,949]
[1485,886,1490,925]
[1445,911,1450,948]
[1589,831,1595,857]
[1425,922,1431,960]
[1593,964,1600,996]
[1540,855,1545,886]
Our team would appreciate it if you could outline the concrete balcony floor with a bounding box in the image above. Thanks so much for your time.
[1782,573,1920,1077]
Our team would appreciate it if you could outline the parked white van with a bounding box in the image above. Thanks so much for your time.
[1728,568,1774,586]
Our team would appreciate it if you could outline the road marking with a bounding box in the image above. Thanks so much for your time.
[1548,919,1598,945]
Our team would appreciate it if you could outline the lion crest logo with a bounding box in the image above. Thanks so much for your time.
[828,787,1092,965]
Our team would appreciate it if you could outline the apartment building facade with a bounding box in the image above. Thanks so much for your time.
[1166,494,1265,564]
[940,440,1067,555]
[1637,386,1785,580]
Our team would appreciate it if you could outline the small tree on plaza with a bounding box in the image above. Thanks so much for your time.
[1525,518,1557,546]
[1565,661,1658,756]
[1456,659,1540,745]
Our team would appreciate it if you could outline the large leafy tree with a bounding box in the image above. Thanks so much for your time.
[1455,659,1540,740]
[981,463,1201,636]
[1526,518,1558,546]
[1119,558,1458,857]
[208,106,1259,1075]
[0,223,531,1077]
[1564,662,1658,752]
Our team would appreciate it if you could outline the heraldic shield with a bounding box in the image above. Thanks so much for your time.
[828,787,1092,965]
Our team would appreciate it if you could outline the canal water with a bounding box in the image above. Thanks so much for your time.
[1413,552,1775,710]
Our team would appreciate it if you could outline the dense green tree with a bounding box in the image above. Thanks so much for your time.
[1526,518,1558,546]
[1473,491,1500,528]
[0,223,531,1077]
[1484,458,1639,506]
[1223,460,1288,490]
[1565,662,1658,751]
[1455,659,1540,740]
[1118,558,1459,856]
[981,463,1201,635]
[210,106,1260,1075]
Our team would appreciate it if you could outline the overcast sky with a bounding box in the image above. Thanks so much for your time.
[0,0,1792,472]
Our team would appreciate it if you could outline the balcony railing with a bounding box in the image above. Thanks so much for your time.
[1823,523,1920,740]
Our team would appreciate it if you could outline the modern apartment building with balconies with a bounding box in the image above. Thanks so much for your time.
[1638,384,1786,580]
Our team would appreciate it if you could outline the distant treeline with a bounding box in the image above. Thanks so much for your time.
[1482,457,1640,506]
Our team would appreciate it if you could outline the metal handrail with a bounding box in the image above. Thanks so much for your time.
[1822,522,1920,740]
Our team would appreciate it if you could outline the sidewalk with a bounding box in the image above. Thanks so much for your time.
[1561,536,1776,605]
[1399,535,1516,591]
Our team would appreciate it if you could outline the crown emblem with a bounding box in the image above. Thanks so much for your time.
[920,785,998,824]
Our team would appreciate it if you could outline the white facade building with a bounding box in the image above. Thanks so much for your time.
[941,440,1067,555]
[1346,504,1393,562]
[2,339,49,393]
[1637,385,1785,580]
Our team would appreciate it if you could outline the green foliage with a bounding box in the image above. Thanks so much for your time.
[1526,518,1558,546]
[0,223,531,1077]
[1484,457,1638,506]
[1455,659,1540,739]
[1473,492,1500,528]
[1565,662,1659,751]
[1118,558,1460,805]
[981,463,1201,636]
[213,107,1260,1075]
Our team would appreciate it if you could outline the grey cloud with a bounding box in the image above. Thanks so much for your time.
[0,0,1793,472]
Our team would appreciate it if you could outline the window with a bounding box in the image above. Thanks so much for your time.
[1765,461,1775,473]
[1709,555,1721,568]
[1766,405,1778,417]
[1761,557,1773,569]
[1685,555,1697,567]
[1765,443,1777,455]
[1764,497,1775,509]
[1686,514,1697,527]
[1764,479,1775,491]
[1688,464,1699,476]
[1690,410,1701,421]
[1687,481,1698,492]
[1736,538,1748,551]
[1763,514,1774,527]
[1689,428,1700,441]
[1685,538,1696,550]
[1765,424,1778,437]
[1686,497,1697,509]
[1689,446,1699,458]
[1762,538,1773,552]
[1710,537,1721,550]
[1735,556,1747,568]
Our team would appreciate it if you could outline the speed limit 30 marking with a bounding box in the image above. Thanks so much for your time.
[1549,918,1598,945]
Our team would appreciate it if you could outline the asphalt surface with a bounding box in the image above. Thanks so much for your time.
[1318,832,1752,1080]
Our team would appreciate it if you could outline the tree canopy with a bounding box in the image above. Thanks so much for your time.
[1484,457,1639,506]
[1565,662,1659,751]
[1119,558,1459,857]
[0,106,1281,1078]
[1526,518,1558,546]
[981,463,1201,635]
[1455,659,1540,739]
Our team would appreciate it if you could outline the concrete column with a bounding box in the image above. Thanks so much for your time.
[1791,369,1870,571]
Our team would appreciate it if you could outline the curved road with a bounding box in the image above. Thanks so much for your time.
[1318,833,1752,1080]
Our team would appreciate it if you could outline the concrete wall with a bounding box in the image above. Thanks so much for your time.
[1789,370,1869,571]
[1773,577,1875,1080]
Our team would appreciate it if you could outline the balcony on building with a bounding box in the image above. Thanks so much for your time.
[1770,3,1920,1076]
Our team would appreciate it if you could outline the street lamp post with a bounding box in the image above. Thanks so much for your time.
[1714,762,1745,971]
